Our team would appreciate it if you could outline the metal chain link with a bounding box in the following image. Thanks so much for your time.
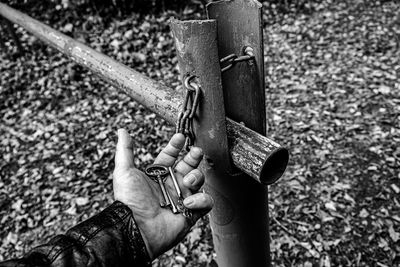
[176,47,254,148]
[176,75,201,151]
[220,46,255,73]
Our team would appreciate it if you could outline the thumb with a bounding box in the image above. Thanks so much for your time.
[115,128,134,171]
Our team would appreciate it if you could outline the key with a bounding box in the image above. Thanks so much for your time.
[145,164,170,208]
[168,166,192,218]
[166,189,179,214]
[169,167,183,201]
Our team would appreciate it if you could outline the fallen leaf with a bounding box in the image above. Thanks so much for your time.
[325,201,337,211]
[75,197,89,206]
[359,208,369,218]
[388,225,399,242]
[378,85,391,95]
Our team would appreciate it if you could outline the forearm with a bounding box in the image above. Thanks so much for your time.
[1,201,151,267]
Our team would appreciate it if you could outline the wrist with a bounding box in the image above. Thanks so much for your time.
[127,205,158,260]
[112,201,153,264]
[132,217,156,260]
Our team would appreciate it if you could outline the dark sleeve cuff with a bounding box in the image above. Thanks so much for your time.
[65,200,152,266]
[1,201,152,267]
[111,201,152,265]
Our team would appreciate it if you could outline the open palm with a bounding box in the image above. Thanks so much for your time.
[113,129,213,260]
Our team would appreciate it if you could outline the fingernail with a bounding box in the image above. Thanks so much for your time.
[183,198,193,207]
[184,174,196,185]
[190,147,203,159]
[117,129,123,138]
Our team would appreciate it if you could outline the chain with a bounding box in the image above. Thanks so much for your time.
[220,46,255,73]
[176,75,201,151]
[175,47,253,147]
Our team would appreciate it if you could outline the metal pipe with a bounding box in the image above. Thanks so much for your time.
[0,3,288,184]
[171,19,271,267]
[0,3,180,124]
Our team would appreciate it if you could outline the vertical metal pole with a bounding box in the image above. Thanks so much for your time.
[207,0,266,134]
[206,0,271,266]
[172,18,265,267]
[171,0,271,263]
[170,17,233,192]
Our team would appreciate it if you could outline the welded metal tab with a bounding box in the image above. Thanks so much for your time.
[207,0,266,135]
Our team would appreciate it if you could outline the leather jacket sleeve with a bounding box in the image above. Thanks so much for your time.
[0,201,152,267]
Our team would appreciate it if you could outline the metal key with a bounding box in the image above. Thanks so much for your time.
[169,167,183,200]
[168,166,192,218]
[165,189,179,214]
[145,164,170,208]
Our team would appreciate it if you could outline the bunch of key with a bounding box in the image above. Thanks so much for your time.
[145,164,192,218]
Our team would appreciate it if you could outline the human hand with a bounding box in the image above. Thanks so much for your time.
[113,129,214,260]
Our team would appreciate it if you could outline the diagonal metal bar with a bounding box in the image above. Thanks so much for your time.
[0,3,288,185]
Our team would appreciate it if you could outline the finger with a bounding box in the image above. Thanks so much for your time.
[182,192,213,227]
[153,133,185,166]
[175,147,203,176]
[115,129,134,171]
[182,169,204,193]
[183,192,213,211]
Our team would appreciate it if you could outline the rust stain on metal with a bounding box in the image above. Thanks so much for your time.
[48,31,64,48]
[174,37,186,57]
[208,128,215,139]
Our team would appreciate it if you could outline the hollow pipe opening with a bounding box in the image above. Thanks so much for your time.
[259,147,289,185]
